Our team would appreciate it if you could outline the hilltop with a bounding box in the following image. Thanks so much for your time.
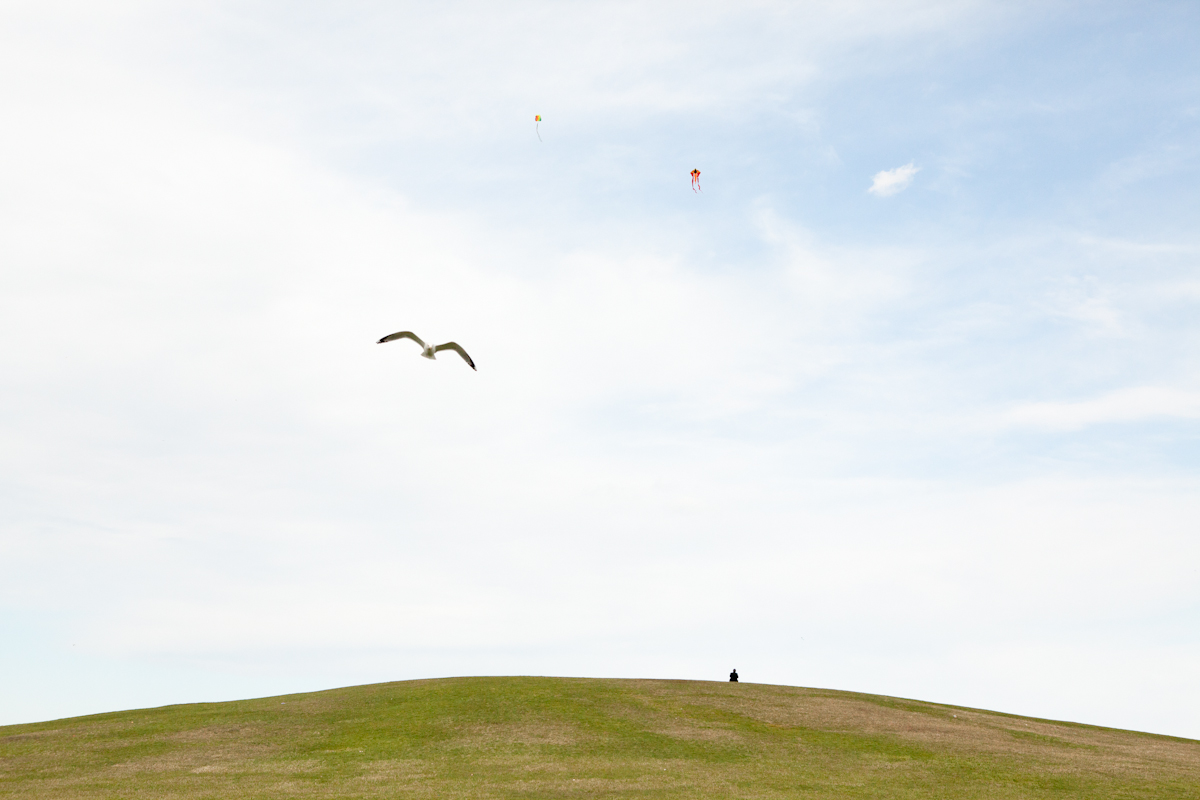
[2,677,1197,798]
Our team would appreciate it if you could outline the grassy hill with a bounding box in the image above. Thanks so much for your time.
[2,677,1197,799]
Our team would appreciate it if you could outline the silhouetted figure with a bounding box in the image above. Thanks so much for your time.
[729,669,739,683]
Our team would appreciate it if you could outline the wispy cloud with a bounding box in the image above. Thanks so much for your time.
[868,162,920,196]
[1002,387,1200,431]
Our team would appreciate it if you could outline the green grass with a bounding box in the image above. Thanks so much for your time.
[2,677,1197,798]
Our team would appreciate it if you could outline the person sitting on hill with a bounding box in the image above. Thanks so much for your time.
[729,669,739,683]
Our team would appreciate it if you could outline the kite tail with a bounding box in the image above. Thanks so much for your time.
[536,123,541,142]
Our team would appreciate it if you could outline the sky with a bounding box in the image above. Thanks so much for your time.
[1,0,1199,739]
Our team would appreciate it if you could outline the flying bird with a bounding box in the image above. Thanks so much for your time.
[377,331,476,370]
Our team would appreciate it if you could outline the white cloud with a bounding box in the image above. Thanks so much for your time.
[868,162,920,196]
[1001,387,1200,431]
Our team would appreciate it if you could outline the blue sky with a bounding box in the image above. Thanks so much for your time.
[2,1,1199,739]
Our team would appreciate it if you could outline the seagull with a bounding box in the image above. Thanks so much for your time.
[376,330,476,370]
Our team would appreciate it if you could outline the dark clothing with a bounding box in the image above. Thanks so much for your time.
[729,670,739,682]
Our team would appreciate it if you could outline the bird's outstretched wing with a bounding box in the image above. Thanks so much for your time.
[433,342,476,370]
[377,330,425,347]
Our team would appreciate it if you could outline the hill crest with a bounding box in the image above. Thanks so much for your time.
[2,676,1198,799]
